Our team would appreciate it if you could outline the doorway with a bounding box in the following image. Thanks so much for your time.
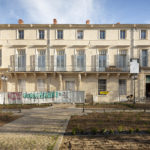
[146,76,150,98]
[66,81,75,91]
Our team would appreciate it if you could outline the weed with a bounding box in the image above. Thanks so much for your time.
[135,128,140,132]
[91,127,98,135]
[118,126,124,132]
[109,129,114,134]
[129,128,134,134]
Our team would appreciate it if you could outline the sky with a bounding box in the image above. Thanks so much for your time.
[0,0,150,24]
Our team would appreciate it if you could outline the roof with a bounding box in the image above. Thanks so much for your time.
[0,24,150,29]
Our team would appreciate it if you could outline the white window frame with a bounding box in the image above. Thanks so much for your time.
[17,29,24,39]
[120,30,126,40]
[56,30,63,40]
[37,29,45,40]
[99,30,106,40]
[76,30,84,39]
[140,29,147,40]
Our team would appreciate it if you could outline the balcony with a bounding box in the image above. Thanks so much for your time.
[8,65,129,73]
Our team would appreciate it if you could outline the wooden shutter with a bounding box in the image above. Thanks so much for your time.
[96,55,99,71]
[84,54,86,71]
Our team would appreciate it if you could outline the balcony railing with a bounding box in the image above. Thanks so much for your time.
[8,65,129,72]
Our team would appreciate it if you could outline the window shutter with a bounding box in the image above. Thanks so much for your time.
[74,55,77,71]
[54,54,57,71]
[116,55,119,68]
[126,54,129,71]
[107,52,109,67]
[96,55,99,71]
[35,54,38,71]
[64,54,66,71]
[140,50,142,67]
[15,52,18,71]
[10,55,15,71]
[84,54,86,71]
[0,50,1,66]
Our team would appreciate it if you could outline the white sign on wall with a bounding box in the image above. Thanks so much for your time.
[130,59,139,74]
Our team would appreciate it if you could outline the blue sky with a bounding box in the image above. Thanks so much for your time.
[0,0,150,24]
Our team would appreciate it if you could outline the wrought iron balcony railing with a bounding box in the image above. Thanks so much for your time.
[8,65,129,73]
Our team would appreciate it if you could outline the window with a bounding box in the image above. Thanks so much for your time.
[119,79,126,95]
[57,30,63,39]
[39,30,44,39]
[117,50,127,70]
[141,30,146,39]
[37,79,45,91]
[141,50,148,67]
[77,30,83,39]
[38,50,46,71]
[0,50,2,66]
[77,50,85,70]
[18,30,24,39]
[18,79,26,92]
[100,30,105,39]
[120,30,126,39]
[98,79,106,95]
[99,50,107,71]
[57,50,65,70]
[18,49,26,71]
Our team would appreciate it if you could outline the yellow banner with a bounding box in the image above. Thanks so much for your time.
[100,91,109,95]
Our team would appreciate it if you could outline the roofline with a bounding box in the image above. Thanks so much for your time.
[0,24,150,29]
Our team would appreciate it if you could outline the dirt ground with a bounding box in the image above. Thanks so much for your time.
[60,134,150,150]
[0,112,21,127]
[66,112,150,133]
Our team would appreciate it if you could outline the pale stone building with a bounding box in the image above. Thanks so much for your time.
[0,19,149,103]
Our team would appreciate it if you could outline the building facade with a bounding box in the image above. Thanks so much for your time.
[0,19,149,103]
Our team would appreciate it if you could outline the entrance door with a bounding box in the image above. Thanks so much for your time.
[146,76,150,98]
[66,81,75,91]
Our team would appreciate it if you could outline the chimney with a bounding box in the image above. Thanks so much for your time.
[86,20,90,24]
[18,19,24,24]
[116,22,120,24]
[53,18,57,24]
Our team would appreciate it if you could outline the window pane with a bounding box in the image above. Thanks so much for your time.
[39,30,44,39]
[142,50,148,67]
[98,79,106,95]
[120,30,125,39]
[100,31,105,39]
[119,79,126,95]
[77,31,83,39]
[141,30,146,39]
[57,30,63,39]
[19,30,24,39]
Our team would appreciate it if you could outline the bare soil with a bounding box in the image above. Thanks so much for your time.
[60,135,150,150]
[0,112,21,126]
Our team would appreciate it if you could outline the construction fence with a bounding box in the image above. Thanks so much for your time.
[0,91,85,104]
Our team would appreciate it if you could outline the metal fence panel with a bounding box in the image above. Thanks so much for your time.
[0,91,85,104]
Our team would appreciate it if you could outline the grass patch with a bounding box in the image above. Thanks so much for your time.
[76,103,150,109]
[0,104,51,109]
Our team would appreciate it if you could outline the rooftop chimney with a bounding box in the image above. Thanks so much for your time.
[116,22,120,24]
[86,20,90,24]
[53,18,57,24]
[18,19,24,24]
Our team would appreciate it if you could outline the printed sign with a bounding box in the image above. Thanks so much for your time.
[100,91,109,95]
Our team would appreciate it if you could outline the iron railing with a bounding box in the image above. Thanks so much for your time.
[8,65,130,72]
